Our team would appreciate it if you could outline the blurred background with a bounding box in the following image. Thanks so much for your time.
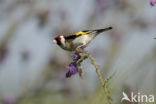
[0,0,156,104]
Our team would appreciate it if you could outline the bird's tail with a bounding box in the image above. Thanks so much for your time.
[94,27,112,34]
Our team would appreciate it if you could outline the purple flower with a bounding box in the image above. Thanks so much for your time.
[150,0,156,6]
[73,53,80,62]
[65,53,81,78]
[66,62,78,78]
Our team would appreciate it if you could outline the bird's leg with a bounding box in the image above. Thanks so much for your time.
[76,53,88,78]
[75,45,84,53]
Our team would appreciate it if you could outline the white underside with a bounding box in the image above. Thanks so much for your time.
[73,35,93,47]
[60,33,96,51]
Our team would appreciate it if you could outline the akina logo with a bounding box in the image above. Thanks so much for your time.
[121,91,155,103]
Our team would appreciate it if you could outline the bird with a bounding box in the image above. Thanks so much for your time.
[53,27,112,52]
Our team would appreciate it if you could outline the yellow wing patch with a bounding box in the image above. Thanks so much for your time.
[75,31,93,36]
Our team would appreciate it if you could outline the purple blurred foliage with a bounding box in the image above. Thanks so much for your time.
[37,10,50,27]
[0,46,8,64]
[21,50,30,62]
[60,10,68,20]
[109,31,122,42]
[2,94,16,104]
[48,56,67,68]
[150,0,156,6]
[95,0,109,12]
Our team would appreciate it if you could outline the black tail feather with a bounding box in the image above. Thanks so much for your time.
[95,27,112,33]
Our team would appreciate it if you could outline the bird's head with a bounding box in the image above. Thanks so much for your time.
[53,35,65,46]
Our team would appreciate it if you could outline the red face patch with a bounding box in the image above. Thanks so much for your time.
[54,36,60,40]
[54,36,61,45]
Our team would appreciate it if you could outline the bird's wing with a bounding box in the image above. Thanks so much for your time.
[64,27,112,40]
[92,27,112,34]
[64,30,93,40]
[64,33,80,40]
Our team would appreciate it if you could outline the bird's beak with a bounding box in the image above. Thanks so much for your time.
[53,40,57,44]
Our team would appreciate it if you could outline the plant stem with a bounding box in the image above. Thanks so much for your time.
[84,51,104,86]
[83,51,114,104]
[76,51,114,104]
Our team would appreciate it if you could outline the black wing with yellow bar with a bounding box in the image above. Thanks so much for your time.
[64,30,93,40]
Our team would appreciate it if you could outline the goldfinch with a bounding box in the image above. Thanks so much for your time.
[53,27,112,51]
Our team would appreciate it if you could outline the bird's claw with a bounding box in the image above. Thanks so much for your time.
[75,46,84,53]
